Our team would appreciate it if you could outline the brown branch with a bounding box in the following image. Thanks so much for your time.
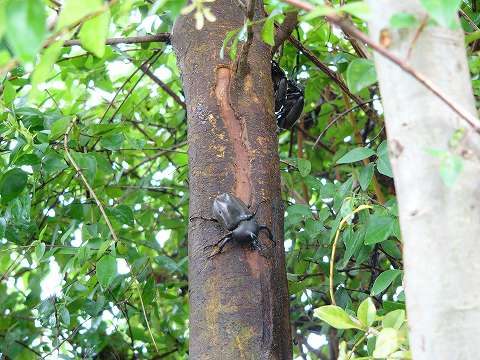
[138,62,186,109]
[63,33,171,47]
[323,0,369,59]
[236,0,256,76]
[283,0,480,133]
[272,10,299,54]
[459,8,480,31]
[1,0,119,76]
[100,51,160,123]
[287,35,372,116]
[64,118,119,244]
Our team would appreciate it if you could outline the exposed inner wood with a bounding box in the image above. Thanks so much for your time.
[215,67,252,203]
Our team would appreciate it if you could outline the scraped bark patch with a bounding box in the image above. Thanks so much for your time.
[215,67,251,203]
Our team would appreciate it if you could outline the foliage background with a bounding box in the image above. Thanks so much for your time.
[0,0,475,359]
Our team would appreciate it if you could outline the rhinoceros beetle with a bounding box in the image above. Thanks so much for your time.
[272,61,304,130]
[192,193,275,258]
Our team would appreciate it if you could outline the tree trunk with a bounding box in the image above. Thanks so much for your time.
[368,1,480,359]
[171,1,292,359]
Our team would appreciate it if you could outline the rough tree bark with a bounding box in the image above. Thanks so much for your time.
[172,1,292,359]
[368,1,480,359]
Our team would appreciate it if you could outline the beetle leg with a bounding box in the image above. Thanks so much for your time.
[259,225,275,245]
[251,237,261,251]
[205,232,232,259]
[189,215,218,223]
[248,199,269,215]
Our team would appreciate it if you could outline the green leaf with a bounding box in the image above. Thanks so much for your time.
[364,215,394,245]
[155,255,179,272]
[31,40,64,92]
[440,153,463,187]
[96,240,112,260]
[314,305,365,330]
[0,50,10,67]
[35,242,46,261]
[337,147,375,164]
[56,0,103,30]
[71,152,97,184]
[79,10,111,58]
[390,12,419,28]
[76,246,90,266]
[466,30,480,45]
[427,148,464,187]
[301,4,334,21]
[359,163,375,191]
[14,154,41,166]
[2,80,15,107]
[5,0,46,62]
[0,168,28,203]
[59,305,70,325]
[376,140,393,177]
[49,117,71,140]
[109,205,135,227]
[0,217,5,238]
[0,0,5,38]
[261,16,275,46]
[382,309,405,330]
[357,297,376,327]
[419,0,461,29]
[229,36,239,61]
[297,158,311,177]
[96,255,117,289]
[220,29,239,60]
[346,59,377,93]
[373,328,399,358]
[371,269,402,295]
[286,204,312,217]
[340,2,371,21]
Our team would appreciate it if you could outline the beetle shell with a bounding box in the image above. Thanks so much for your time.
[232,218,260,244]
[212,193,252,231]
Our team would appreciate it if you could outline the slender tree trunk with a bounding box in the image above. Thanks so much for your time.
[172,1,292,359]
[368,1,480,359]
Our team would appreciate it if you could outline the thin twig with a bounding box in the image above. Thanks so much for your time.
[100,51,160,123]
[459,8,480,31]
[107,52,161,124]
[136,282,159,353]
[64,118,159,354]
[282,0,480,133]
[272,10,299,54]
[329,205,372,305]
[137,60,186,109]
[64,33,170,47]
[64,118,119,244]
[287,35,372,115]
[314,99,375,147]
[123,141,187,176]
[236,0,256,76]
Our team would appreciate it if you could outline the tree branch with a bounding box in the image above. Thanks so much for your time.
[64,118,119,244]
[283,0,480,133]
[287,35,373,116]
[138,62,187,109]
[236,0,256,76]
[272,10,299,54]
[63,33,171,47]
